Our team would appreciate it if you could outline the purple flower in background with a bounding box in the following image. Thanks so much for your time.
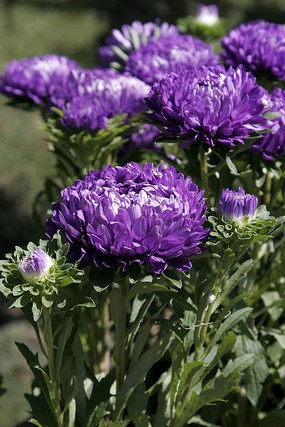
[19,248,53,282]
[146,65,269,147]
[0,54,79,104]
[196,4,219,26]
[218,187,258,221]
[221,20,285,80]
[48,68,119,109]
[125,33,218,85]
[49,72,150,132]
[251,87,285,161]
[130,124,160,149]
[99,20,179,67]
[46,162,209,274]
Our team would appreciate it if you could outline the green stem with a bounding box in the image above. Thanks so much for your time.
[264,170,272,206]
[114,278,129,421]
[199,146,210,207]
[43,307,63,427]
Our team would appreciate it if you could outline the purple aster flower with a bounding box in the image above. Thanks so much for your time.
[46,162,209,274]
[130,124,160,149]
[60,75,150,132]
[146,65,269,147]
[251,87,285,161]
[0,54,79,104]
[48,71,151,132]
[19,248,53,282]
[48,68,120,109]
[196,4,219,26]
[218,187,258,221]
[99,20,179,67]
[221,20,285,81]
[125,33,218,85]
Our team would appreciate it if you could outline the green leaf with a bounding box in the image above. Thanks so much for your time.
[258,410,285,427]
[223,354,255,376]
[226,156,238,175]
[174,373,239,427]
[127,383,149,427]
[213,260,255,311]
[207,307,252,353]
[126,282,171,301]
[114,332,173,420]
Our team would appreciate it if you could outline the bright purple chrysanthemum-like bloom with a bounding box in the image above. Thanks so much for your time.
[48,68,120,110]
[48,71,150,132]
[19,248,53,282]
[125,33,218,85]
[46,162,209,274]
[146,65,269,147]
[0,54,79,104]
[218,187,258,221]
[221,20,285,81]
[251,87,285,161]
[99,20,179,67]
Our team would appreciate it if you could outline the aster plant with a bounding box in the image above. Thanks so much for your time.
[2,13,285,427]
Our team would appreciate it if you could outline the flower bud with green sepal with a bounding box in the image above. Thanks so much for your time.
[208,187,279,252]
[0,231,85,321]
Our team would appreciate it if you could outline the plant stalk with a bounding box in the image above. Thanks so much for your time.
[199,145,211,207]
[43,307,63,427]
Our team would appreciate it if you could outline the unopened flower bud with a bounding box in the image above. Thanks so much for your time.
[218,187,258,222]
[19,248,53,282]
[196,4,219,27]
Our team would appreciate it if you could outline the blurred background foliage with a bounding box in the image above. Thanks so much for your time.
[0,0,285,426]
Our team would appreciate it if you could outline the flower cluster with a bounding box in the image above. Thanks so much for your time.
[251,87,285,161]
[221,20,285,80]
[48,70,151,131]
[125,33,218,85]
[99,20,179,67]
[146,65,269,147]
[46,162,209,274]
[0,54,79,104]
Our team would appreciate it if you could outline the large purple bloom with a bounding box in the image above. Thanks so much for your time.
[221,20,285,80]
[251,87,285,161]
[0,54,79,104]
[46,162,209,274]
[99,20,179,67]
[48,70,151,132]
[146,65,269,147]
[125,33,218,85]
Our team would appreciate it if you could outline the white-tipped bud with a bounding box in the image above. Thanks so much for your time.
[19,248,53,282]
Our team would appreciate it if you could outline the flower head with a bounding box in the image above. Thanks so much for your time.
[0,54,79,104]
[221,20,285,80]
[196,4,219,26]
[46,162,209,274]
[251,87,285,161]
[19,248,53,282]
[146,65,269,147]
[48,72,150,132]
[99,20,179,67]
[218,187,258,221]
[125,33,218,85]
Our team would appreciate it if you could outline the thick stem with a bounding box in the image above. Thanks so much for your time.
[43,308,63,427]
[199,146,211,208]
